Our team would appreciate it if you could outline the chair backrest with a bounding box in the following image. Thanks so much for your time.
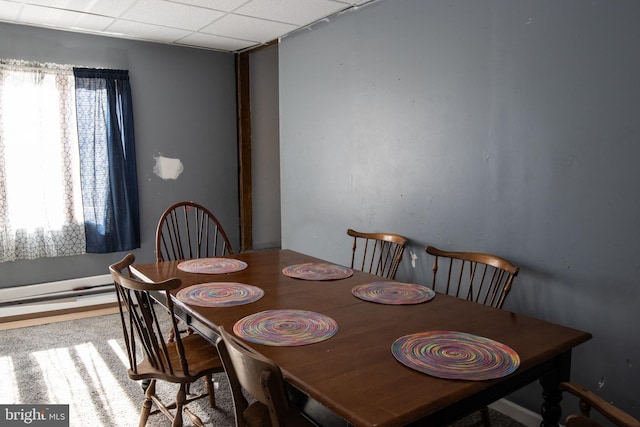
[156,201,234,262]
[109,253,190,381]
[561,382,640,427]
[216,326,290,427]
[347,228,407,279]
[425,245,519,309]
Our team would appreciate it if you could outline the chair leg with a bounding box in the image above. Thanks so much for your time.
[184,407,206,427]
[172,384,187,427]
[205,374,215,407]
[139,379,155,427]
[480,406,491,427]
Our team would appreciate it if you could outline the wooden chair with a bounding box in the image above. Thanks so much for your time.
[561,382,640,427]
[425,245,519,426]
[215,326,317,427]
[156,201,234,262]
[109,253,224,427]
[347,228,407,279]
[425,245,519,309]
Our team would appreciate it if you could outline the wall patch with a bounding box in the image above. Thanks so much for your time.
[153,154,184,180]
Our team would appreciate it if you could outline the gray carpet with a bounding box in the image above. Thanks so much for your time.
[0,312,527,427]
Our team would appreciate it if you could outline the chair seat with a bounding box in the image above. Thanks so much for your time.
[129,332,222,384]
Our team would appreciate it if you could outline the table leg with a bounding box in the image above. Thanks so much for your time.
[539,351,571,427]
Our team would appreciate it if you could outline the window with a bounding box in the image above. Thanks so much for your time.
[0,60,140,262]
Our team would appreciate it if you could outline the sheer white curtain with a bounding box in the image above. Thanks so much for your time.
[0,60,86,262]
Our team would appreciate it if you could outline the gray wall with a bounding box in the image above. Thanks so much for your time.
[280,0,639,418]
[0,22,238,287]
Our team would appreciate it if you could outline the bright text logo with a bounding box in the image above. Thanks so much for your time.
[0,405,69,426]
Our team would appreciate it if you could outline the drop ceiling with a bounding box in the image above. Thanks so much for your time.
[0,0,374,53]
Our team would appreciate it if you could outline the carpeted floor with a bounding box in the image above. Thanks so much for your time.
[0,312,527,427]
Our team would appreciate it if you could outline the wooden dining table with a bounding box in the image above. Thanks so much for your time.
[131,249,591,427]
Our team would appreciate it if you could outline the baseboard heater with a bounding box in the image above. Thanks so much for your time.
[0,274,114,308]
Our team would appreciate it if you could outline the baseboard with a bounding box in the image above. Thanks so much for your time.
[0,274,116,323]
[0,303,120,330]
[0,274,112,301]
[0,292,118,323]
[490,398,542,427]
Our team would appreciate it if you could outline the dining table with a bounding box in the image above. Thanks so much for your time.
[131,248,592,427]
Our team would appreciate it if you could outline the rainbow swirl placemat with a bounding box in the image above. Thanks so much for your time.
[282,263,353,281]
[177,258,248,274]
[233,309,338,346]
[391,331,520,380]
[176,283,264,307]
[352,281,436,305]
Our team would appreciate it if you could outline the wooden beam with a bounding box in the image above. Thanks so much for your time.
[236,52,252,251]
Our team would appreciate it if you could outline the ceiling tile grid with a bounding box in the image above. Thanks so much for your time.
[201,13,297,43]
[0,0,378,52]
[122,0,226,31]
[19,5,115,32]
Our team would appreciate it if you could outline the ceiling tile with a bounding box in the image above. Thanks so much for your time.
[20,5,114,32]
[201,14,296,43]
[1,0,376,52]
[82,0,140,17]
[0,1,22,21]
[169,0,249,12]
[20,0,137,17]
[121,0,225,31]
[235,0,348,26]
[106,20,192,43]
[178,32,257,51]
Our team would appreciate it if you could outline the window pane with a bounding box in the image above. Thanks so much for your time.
[0,62,85,261]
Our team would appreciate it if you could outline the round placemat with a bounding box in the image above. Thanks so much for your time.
[282,263,353,281]
[233,309,338,346]
[391,331,520,380]
[176,282,264,307]
[352,281,436,305]
[177,258,248,274]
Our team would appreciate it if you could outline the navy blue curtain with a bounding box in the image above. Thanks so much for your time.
[73,68,140,253]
